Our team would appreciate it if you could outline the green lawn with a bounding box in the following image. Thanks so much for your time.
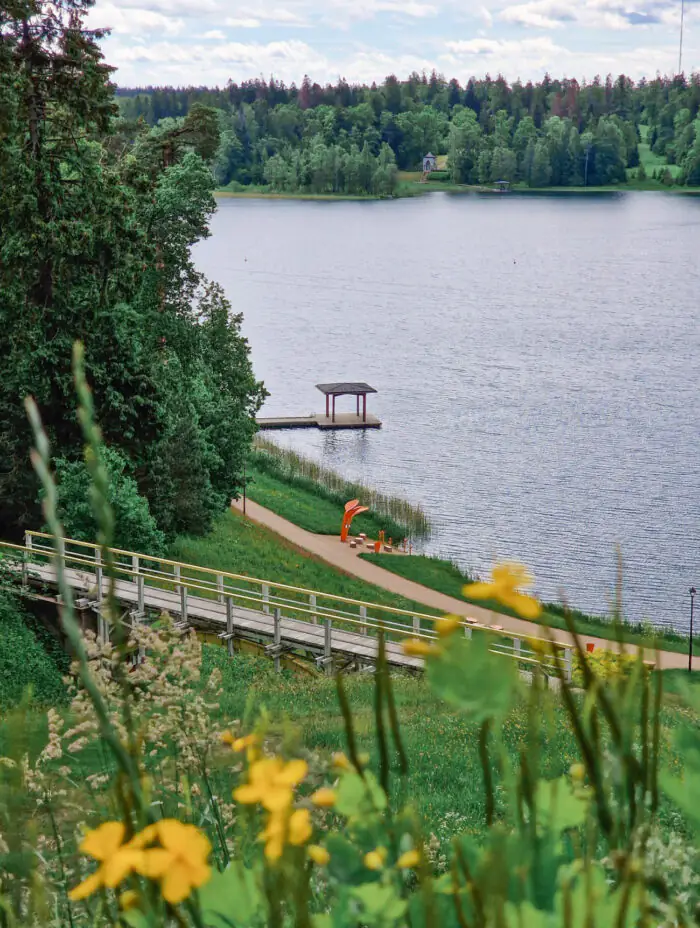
[360,552,690,654]
[245,465,393,539]
[170,508,438,621]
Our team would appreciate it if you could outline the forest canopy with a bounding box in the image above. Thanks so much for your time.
[0,0,266,547]
[117,71,700,191]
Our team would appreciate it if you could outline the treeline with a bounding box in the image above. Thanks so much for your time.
[118,72,700,189]
[0,1,265,550]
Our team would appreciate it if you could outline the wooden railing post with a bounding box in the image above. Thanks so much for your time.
[412,616,420,635]
[132,555,139,583]
[324,619,332,675]
[310,593,317,624]
[138,575,145,614]
[95,547,103,604]
[262,584,270,614]
[360,605,367,635]
[464,624,473,639]
[226,597,234,657]
[180,585,188,624]
[174,565,181,595]
[513,637,521,659]
[274,608,282,673]
[564,648,573,683]
[217,574,224,604]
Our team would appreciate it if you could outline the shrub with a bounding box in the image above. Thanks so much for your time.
[52,446,165,554]
[0,592,66,708]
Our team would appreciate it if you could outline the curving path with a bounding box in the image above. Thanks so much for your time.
[232,498,698,671]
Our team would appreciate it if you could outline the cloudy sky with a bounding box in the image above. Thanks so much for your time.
[89,0,698,88]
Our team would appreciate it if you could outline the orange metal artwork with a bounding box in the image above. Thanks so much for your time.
[340,499,369,542]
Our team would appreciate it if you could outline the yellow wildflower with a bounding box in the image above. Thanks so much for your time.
[139,820,211,905]
[435,615,462,638]
[401,638,438,658]
[463,563,542,620]
[69,822,146,901]
[569,763,586,783]
[119,890,140,911]
[332,752,352,770]
[310,788,336,808]
[308,844,330,866]
[221,730,235,746]
[234,757,308,812]
[364,847,388,871]
[396,849,420,869]
[260,808,312,862]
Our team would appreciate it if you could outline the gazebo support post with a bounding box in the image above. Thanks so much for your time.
[332,394,336,423]
[363,394,367,422]
[326,395,329,418]
[356,395,359,417]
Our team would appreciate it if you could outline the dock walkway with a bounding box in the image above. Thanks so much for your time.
[257,413,381,430]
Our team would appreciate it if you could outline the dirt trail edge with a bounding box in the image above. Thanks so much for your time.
[231,499,696,671]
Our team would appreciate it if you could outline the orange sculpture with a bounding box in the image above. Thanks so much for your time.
[341,499,369,542]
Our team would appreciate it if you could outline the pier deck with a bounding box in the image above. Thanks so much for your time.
[257,413,382,430]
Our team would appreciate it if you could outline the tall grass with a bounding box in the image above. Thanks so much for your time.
[251,436,432,540]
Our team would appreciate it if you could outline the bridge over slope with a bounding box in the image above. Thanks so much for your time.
[0,531,574,680]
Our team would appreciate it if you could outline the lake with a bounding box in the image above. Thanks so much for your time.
[194,191,700,631]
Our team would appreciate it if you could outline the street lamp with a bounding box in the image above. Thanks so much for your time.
[689,587,697,673]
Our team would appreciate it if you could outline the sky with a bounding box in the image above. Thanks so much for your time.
[89,0,699,89]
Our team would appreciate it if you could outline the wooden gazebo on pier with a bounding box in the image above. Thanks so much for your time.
[316,382,377,424]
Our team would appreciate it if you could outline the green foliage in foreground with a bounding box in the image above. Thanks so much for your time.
[2,353,700,928]
[0,592,66,709]
[361,552,690,652]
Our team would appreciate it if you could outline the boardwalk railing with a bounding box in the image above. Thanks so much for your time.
[0,530,574,680]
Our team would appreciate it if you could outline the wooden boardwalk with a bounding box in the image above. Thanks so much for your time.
[26,561,422,673]
[257,413,381,430]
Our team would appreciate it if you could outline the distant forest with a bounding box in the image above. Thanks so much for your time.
[117,72,700,194]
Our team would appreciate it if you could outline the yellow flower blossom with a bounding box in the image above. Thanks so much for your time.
[401,638,439,658]
[308,844,330,866]
[435,615,462,638]
[569,763,586,783]
[69,822,146,901]
[364,847,388,870]
[234,757,308,812]
[463,563,542,620]
[310,788,336,808]
[396,849,420,869]
[260,808,312,862]
[138,820,212,905]
[119,890,140,911]
[332,752,352,770]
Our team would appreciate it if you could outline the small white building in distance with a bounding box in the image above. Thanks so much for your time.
[422,152,437,173]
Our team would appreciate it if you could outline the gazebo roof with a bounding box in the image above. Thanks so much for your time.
[316,382,377,397]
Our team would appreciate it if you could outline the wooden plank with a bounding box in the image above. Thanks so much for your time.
[26,563,422,670]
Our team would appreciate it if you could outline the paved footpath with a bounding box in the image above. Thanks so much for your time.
[232,499,697,671]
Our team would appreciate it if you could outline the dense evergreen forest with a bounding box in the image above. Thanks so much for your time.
[118,72,700,193]
[0,0,265,549]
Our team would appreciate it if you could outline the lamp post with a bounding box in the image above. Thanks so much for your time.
[689,587,696,673]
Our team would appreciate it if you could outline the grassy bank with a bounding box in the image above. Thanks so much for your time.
[170,507,437,619]
[360,552,690,653]
[250,437,430,540]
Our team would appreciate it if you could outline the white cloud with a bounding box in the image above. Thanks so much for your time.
[109,38,329,85]
[201,29,226,39]
[89,3,185,36]
[224,18,262,27]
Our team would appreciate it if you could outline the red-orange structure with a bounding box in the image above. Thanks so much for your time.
[340,499,368,542]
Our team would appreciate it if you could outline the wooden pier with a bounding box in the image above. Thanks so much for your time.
[257,412,381,431]
[257,382,382,431]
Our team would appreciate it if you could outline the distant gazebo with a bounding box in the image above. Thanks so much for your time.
[316,382,377,423]
[423,152,437,173]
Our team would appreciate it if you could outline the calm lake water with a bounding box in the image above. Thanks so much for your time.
[194,191,700,631]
